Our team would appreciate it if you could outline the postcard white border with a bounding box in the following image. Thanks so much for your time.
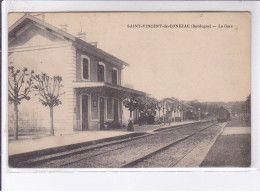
[2,0,260,190]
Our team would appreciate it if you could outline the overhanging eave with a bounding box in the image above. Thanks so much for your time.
[72,82,146,97]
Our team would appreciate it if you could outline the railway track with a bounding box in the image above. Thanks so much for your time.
[11,120,217,168]
[46,121,215,168]
[130,122,226,168]
[121,122,217,168]
[59,121,217,168]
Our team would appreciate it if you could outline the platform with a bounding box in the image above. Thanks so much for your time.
[9,120,200,156]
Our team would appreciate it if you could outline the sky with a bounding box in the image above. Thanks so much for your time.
[8,12,251,102]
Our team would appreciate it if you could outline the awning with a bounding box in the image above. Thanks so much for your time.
[72,81,146,98]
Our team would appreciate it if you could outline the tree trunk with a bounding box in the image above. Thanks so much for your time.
[50,106,54,136]
[128,110,134,131]
[130,110,133,118]
[14,102,19,140]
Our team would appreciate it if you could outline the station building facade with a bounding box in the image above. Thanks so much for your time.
[158,98,197,122]
[8,14,145,135]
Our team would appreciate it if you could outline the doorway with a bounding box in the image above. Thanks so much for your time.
[99,97,105,129]
[81,95,89,131]
[113,99,119,122]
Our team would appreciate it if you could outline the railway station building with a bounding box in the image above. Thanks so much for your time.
[159,98,197,122]
[8,14,145,135]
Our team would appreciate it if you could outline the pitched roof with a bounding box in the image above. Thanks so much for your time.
[8,14,129,67]
[163,97,195,109]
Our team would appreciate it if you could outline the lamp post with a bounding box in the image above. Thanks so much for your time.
[162,101,166,125]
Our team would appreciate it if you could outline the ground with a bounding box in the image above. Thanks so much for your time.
[9,121,219,168]
[9,118,251,168]
[200,117,251,167]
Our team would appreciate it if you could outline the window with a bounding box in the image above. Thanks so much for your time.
[112,68,118,85]
[97,63,105,82]
[81,55,90,80]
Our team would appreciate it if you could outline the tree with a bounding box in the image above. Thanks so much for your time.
[142,97,158,116]
[123,94,145,131]
[8,66,34,140]
[123,94,144,118]
[244,94,251,122]
[33,73,64,136]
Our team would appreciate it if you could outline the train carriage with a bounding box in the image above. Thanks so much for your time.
[216,107,231,122]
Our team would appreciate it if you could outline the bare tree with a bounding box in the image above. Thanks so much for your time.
[33,73,64,136]
[8,66,34,140]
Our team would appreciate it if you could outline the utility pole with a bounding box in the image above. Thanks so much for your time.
[173,103,176,122]
[198,108,201,121]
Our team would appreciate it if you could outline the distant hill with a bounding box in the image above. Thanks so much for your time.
[186,100,244,115]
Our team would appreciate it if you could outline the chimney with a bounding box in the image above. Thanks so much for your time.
[77,32,86,41]
[89,42,98,47]
[60,24,68,32]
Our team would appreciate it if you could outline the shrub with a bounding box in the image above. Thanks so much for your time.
[105,121,122,129]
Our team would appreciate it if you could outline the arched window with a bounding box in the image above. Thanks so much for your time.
[81,55,90,80]
[112,67,118,85]
[97,62,106,82]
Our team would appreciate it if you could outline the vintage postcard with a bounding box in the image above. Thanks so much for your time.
[7,12,251,168]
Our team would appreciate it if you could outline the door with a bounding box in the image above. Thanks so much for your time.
[113,99,119,122]
[99,97,105,129]
[82,95,89,130]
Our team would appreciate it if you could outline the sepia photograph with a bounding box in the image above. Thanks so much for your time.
[7,12,251,168]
